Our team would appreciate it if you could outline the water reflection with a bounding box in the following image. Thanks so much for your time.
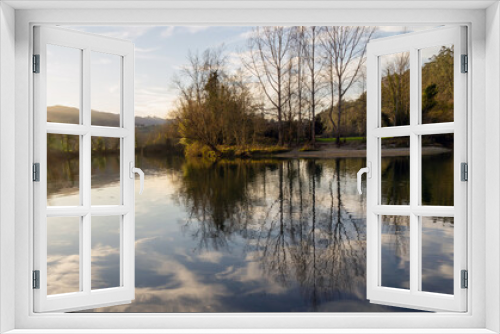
[47,153,454,312]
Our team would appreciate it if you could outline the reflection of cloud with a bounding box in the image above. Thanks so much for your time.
[91,244,120,258]
[91,57,111,65]
[216,255,288,295]
[47,254,80,295]
[90,237,229,312]
[197,251,223,264]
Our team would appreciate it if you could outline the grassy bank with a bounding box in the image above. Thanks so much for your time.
[316,137,365,143]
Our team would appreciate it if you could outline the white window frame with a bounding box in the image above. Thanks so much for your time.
[33,25,136,313]
[1,2,499,333]
[365,26,468,312]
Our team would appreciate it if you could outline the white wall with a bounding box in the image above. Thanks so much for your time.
[0,2,16,333]
[486,2,500,333]
[4,4,495,332]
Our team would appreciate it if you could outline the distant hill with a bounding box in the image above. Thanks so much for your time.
[47,105,168,127]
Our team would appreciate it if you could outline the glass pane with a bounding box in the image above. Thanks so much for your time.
[47,216,80,295]
[380,51,410,127]
[381,137,410,205]
[47,44,81,124]
[91,137,121,205]
[381,215,410,289]
[422,134,454,206]
[47,134,80,206]
[91,216,121,290]
[421,45,454,124]
[421,216,454,294]
[91,52,121,127]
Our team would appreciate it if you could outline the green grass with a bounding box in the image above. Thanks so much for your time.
[316,137,364,143]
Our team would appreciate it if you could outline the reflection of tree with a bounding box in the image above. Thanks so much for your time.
[381,156,410,205]
[176,157,368,309]
[421,46,454,123]
[175,158,266,251]
[47,134,79,196]
[381,52,410,127]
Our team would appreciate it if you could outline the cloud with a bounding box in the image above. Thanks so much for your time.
[238,30,255,40]
[184,26,210,34]
[134,85,178,118]
[135,47,160,53]
[161,26,176,38]
[73,26,154,41]
[161,26,210,39]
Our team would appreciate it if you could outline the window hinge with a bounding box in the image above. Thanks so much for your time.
[461,162,468,181]
[33,270,40,289]
[33,54,40,73]
[33,163,40,182]
[461,54,468,73]
[461,270,468,289]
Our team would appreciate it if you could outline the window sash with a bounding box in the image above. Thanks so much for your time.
[365,26,467,312]
[32,25,136,313]
[10,6,487,331]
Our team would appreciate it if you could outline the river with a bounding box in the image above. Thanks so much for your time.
[46,153,454,312]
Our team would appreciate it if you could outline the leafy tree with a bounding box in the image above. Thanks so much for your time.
[174,49,259,154]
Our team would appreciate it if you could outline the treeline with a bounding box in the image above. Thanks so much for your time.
[49,29,455,157]
[380,46,454,126]
[172,26,377,155]
[47,134,120,155]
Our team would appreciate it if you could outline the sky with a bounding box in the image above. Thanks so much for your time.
[47,25,439,119]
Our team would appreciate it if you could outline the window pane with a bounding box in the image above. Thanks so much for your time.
[47,44,81,124]
[47,216,80,295]
[381,137,410,205]
[91,216,121,290]
[422,134,454,206]
[91,137,121,205]
[421,45,454,124]
[91,52,121,127]
[380,51,410,127]
[421,216,454,294]
[47,134,80,206]
[381,215,410,289]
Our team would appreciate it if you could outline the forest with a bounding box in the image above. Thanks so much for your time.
[47,26,455,157]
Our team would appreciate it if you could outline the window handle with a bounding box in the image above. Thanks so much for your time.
[129,161,144,195]
[357,162,371,195]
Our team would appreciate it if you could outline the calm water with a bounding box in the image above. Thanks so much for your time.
[46,153,454,312]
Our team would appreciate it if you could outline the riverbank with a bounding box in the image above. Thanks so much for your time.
[274,145,451,159]
[165,142,452,160]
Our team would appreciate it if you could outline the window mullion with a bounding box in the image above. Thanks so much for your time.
[409,47,420,295]
[82,47,92,294]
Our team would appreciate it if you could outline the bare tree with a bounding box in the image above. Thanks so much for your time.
[173,47,258,152]
[320,26,376,145]
[241,27,294,146]
[381,51,410,126]
[302,26,322,146]
[293,26,306,145]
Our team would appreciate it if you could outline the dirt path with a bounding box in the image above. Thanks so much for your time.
[275,145,451,159]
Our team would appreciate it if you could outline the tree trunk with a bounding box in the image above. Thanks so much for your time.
[336,98,342,147]
[328,110,336,138]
